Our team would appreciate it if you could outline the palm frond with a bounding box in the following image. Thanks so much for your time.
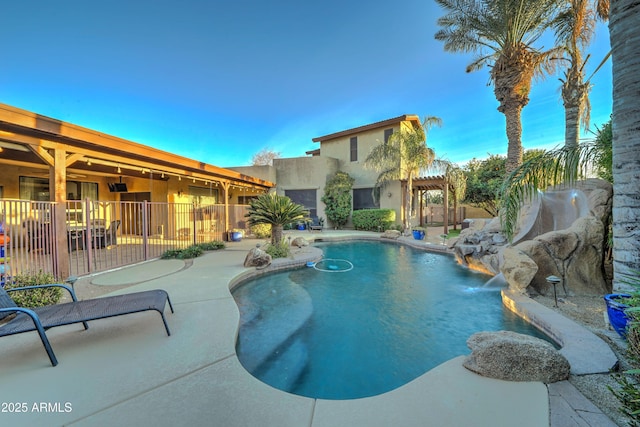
[245,192,308,226]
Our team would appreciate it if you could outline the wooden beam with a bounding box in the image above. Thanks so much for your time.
[28,145,54,166]
[65,153,84,167]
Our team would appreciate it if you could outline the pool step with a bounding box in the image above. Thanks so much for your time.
[236,283,313,373]
[254,336,309,392]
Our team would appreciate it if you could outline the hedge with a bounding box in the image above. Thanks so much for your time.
[352,209,396,231]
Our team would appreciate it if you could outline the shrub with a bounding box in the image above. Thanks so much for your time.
[180,245,204,258]
[352,209,396,231]
[321,172,354,229]
[161,241,224,259]
[264,240,291,259]
[196,241,226,251]
[161,245,202,259]
[4,271,62,308]
[161,249,183,259]
[608,270,640,425]
[250,223,272,239]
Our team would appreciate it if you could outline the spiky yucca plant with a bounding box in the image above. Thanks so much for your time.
[245,193,308,244]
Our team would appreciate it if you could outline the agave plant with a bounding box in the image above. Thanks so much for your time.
[245,192,308,245]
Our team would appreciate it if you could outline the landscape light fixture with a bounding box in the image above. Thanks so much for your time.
[546,275,562,307]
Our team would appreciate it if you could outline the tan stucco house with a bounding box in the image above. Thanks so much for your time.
[234,115,447,229]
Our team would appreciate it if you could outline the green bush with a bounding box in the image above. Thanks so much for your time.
[321,171,354,229]
[251,223,272,239]
[161,249,184,259]
[196,241,226,251]
[352,209,396,231]
[610,372,640,424]
[4,271,62,308]
[161,241,224,259]
[264,240,291,259]
[608,270,640,425]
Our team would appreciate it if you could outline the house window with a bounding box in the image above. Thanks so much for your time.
[353,188,379,210]
[285,189,317,218]
[188,185,219,205]
[350,137,358,162]
[19,177,98,201]
[384,128,393,143]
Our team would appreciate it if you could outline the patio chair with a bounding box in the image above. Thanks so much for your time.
[308,217,324,232]
[0,282,173,366]
[93,220,120,248]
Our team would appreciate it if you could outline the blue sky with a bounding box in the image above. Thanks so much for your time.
[1,0,612,167]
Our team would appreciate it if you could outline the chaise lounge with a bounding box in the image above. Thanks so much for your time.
[0,282,173,366]
[307,217,324,232]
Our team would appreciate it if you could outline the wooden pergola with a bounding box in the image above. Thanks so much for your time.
[402,174,459,235]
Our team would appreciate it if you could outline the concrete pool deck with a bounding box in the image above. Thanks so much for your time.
[0,230,618,426]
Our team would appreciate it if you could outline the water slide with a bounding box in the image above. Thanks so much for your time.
[511,188,590,245]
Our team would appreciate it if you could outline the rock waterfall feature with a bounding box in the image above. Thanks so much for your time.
[453,179,612,296]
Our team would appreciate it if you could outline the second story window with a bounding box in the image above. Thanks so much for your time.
[384,128,393,143]
[350,137,358,162]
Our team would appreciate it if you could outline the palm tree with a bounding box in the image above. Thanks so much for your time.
[364,116,441,232]
[435,0,562,172]
[245,192,308,245]
[609,0,640,291]
[494,1,639,292]
[552,0,610,148]
[443,163,468,229]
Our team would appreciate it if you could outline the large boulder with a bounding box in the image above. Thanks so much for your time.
[381,230,401,240]
[463,331,570,383]
[573,178,613,226]
[243,247,272,269]
[499,247,539,293]
[516,216,609,296]
[453,218,507,275]
[291,237,309,248]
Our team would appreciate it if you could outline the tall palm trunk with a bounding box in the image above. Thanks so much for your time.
[610,0,640,291]
[502,103,525,172]
[492,47,534,172]
[562,70,588,149]
[404,171,414,232]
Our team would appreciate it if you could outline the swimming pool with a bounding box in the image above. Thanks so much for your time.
[232,240,550,400]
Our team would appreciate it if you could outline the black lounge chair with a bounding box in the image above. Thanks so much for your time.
[308,217,324,232]
[0,283,173,366]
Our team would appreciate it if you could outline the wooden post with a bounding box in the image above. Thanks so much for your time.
[52,148,70,279]
[452,185,458,231]
[222,182,230,239]
[442,183,449,235]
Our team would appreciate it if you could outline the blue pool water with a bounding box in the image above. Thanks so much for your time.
[232,241,550,400]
